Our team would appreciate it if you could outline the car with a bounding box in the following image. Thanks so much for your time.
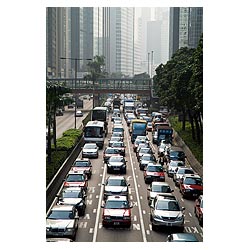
[103,147,122,163]
[57,187,87,216]
[173,167,195,186]
[166,160,185,178]
[101,195,133,228]
[144,163,165,184]
[135,142,151,157]
[102,176,130,200]
[82,143,99,158]
[158,143,167,157]
[167,147,186,163]
[111,131,124,139]
[46,238,73,242]
[179,174,203,199]
[109,141,126,156]
[108,136,123,146]
[71,158,92,179]
[111,112,121,121]
[139,153,157,170]
[194,195,203,226]
[63,170,88,192]
[68,103,75,109]
[112,124,124,135]
[147,182,174,205]
[146,122,153,131]
[137,147,154,161]
[46,205,79,240]
[150,195,185,231]
[113,117,122,124]
[166,233,198,242]
[75,110,83,117]
[133,138,147,152]
[56,109,63,116]
[107,155,127,174]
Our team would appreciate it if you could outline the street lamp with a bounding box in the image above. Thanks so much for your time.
[60,57,83,129]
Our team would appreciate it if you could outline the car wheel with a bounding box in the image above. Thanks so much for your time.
[123,169,126,174]
[151,223,157,231]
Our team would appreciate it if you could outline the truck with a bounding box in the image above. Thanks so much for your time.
[156,125,173,145]
[91,107,109,136]
[130,119,147,143]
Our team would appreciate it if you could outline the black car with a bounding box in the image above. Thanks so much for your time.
[57,187,87,216]
[167,147,186,163]
[107,155,127,174]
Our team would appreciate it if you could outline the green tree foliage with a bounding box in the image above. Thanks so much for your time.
[46,81,71,163]
[87,55,107,82]
[153,34,203,144]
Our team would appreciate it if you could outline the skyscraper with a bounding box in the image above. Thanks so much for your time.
[169,7,203,59]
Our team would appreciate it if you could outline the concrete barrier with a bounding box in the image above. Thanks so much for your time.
[173,130,203,178]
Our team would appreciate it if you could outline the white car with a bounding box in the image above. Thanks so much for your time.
[75,110,83,117]
[46,205,79,240]
[167,161,185,178]
[82,143,99,158]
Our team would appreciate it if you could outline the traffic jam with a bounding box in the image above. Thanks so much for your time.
[46,95,203,242]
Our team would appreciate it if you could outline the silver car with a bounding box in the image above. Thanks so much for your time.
[173,167,195,186]
[147,182,174,205]
[46,205,79,240]
[82,143,99,158]
[102,176,130,200]
[150,195,185,231]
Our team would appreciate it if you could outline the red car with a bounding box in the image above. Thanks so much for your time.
[101,195,133,228]
[194,195,203,226]
[63,170,88,192]
[71,158,92,179]
[144,163,165,184]
[179,174,203,199]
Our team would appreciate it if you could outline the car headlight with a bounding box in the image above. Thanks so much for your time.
[176,215,184,221]
[104,216,111,220]
[67,228,73,232]
[154,214,162,220]
[46,227,50,231]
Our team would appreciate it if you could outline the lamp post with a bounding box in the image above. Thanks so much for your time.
[60,57,83,129]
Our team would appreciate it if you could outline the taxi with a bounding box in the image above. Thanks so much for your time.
[144,163,165,184]
[101,196,133,228]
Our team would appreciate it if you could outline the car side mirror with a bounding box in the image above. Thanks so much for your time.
[171,189,174,193]
[101,205,104,208]
[128,183,130,186]
[75,215,79,219]
[150,204,154,209]
[147,187,151,191]
[182,207,185,211]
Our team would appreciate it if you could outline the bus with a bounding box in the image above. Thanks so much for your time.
[130,119,147,143]
[91,107,109,135]
[83,121,105,149]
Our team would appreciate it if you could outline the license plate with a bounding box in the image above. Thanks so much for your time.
[114,222,120,225]
[167,223,172,226]
[114,168,120,170]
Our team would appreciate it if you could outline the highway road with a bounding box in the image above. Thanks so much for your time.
[49,111,203,242]
[56,99,93,139]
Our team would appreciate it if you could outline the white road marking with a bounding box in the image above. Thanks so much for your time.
[93,209,97,213]
[189,212,192,217]
[88,194,92,199]
[130,195,133,200]
[89,228,94,233]
[96,195,99,199]
[134,215,137,221]
[146,230,150,235]
[143,210,146,214]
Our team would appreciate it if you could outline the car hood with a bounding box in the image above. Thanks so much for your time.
[104,209,130,216]
[108,162,125,166]
[46,219,75,228]
[59,198,82,206]
[183,184,203,191]
[71,166,91,171]
[149,192,171,199]
[83,149,97,153]
[141,160,154,164]
[105,186,128,192]
[155,210,183,218]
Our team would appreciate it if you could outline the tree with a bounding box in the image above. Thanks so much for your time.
[87,55,107,82]
[46,81,70,163]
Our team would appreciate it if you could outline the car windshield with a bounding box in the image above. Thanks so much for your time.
[107,179,127,186]
[109,157,123,162]
[66,174,85,182]
[142,155,155,161]
[200,199,203,208]
[152,185,171,193]
[170,161,184,167]
[147,165,163,172]
[170,151,185,158]
[156,200,180,211]
[48,210,75,219]
[140,148,151,153]
[74,161,89,167]
[112,142,124,147]
[62,191,82,198]
[105,200,129,209]
[106,148,120,154]
[178,168,194,175]
[184,177,202,185]
[84,144,97,149]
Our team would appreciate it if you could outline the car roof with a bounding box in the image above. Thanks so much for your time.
[183,173,201,179]
[107,175,126,180]
[156,193,176,200]
[51,205,74,211]
[151,181,171,186]
[75,158,90,162]
[106,195,128,201]
[68,170,85,175]
[171,233,198,242]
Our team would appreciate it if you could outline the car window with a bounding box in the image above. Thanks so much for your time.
[105,200,129,209]
[147,165,163,172]
[156,200,180,211]
[152,185,171,193]
[74,161,89,167]
[107,179,127,186]
[184,177,202,185]
[62,191,81,198]
[66,174,85,182]
[48,210,74,219]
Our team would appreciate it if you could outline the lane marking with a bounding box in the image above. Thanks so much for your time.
[125,127,147,242]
